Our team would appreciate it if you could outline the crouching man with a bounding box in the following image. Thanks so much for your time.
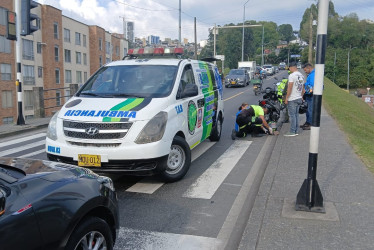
[232,103,273,140]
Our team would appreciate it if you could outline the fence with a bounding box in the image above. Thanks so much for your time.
[33,84,78,118]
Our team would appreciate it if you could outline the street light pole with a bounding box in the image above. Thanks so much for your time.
[242,0,249,62]
[261,25,264,66]
[347,46,357,91]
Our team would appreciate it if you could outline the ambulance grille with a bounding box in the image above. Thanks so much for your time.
[63,120,132,139]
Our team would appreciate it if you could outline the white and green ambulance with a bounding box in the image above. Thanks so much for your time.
[46,53,224,182]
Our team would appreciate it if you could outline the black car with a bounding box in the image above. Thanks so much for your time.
[0,157,118,250]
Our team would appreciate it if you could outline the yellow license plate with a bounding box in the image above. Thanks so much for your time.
[78,154,101,167]
[231,81,236,84]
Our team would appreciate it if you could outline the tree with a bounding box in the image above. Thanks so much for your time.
[278,24,295,43]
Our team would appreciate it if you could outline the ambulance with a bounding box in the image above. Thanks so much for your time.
[45,48,224,182]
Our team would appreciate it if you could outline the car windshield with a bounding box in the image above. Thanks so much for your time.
[77,65,178,98]
[229,69,245,75]
[263,65,272,68]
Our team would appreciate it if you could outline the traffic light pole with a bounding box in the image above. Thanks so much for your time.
[15,0,25,125]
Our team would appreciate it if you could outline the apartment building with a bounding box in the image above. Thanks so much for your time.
[0,1,128,124]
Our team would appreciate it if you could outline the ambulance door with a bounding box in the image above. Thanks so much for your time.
[176,64,204,148]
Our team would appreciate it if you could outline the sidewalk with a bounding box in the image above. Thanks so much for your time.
[239,107,374,249]
[0,117,51,138]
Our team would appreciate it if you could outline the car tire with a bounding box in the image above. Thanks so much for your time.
[66,216,114,250]
[160,136,191,183]
[209,114,222,142]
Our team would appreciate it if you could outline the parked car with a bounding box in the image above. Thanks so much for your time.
[262,65,274,75]
[0,157,119,250]
[225,69,250,88]
[274,66,279,73]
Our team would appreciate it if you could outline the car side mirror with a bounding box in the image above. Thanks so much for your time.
[181,84,198,98]
[0,189,6,217]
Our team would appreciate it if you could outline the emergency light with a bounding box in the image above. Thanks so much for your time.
[128,47,184,58]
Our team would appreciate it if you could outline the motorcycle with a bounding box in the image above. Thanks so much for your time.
[258,80,284,129]
[251,78,262,96]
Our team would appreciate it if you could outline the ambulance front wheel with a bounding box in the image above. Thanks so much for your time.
[160,136,191,183]
[209,114,222,141]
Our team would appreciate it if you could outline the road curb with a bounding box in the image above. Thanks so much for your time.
[0,123,49,139]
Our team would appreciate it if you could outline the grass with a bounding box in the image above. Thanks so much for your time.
[322,78,374,173]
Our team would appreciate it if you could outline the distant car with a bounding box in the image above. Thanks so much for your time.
[225,69,250,88]
[279,62,286,70]
[297,62,302,69]
[0,157,119,250]
[262,65,274,75]
[274,66,279,73]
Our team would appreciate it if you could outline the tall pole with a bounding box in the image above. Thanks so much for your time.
[194,17,197,59]
[333,51,336,83]
[347,46,357,91]
[261,25,264,66]
[213,23,216,58]
[179,0,181,46]
[295,0,329,213]
[242,0,249,62]
[15,0,25,125]
[308,10,313,64]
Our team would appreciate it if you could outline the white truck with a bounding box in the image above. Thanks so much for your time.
[238,61,256,80]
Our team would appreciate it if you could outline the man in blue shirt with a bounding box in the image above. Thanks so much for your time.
[301,63,315,130]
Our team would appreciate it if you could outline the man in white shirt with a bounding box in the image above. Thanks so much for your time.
[284,62,305,136]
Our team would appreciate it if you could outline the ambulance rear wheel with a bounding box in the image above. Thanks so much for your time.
[160,136,191,183]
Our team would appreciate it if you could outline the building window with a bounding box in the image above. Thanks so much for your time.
[22,39,34,60]
[99,56,102,67]
[83,34,87,47]
[1,64,11,81]
[75,32,81,45]
[84,72,88,82]
[64,49,71,63]
[76,71,82,84]
[99,38,102,50]
[116,46,119,56]
[65,70,72,83]
[53,22,59,39]
[25,115,34,120]
[38,66,43,78]
[64,28,70,42]
[55,45,59,61]
[0,36,11,53]
[56,90,61,106]
[65,89,71,100]
[83,53,87,65]
[76,52,81,64]
[55,68,60,84]
[24,90,34,110]
[23,65,35,85]
[106,57,111,63]
[2,90,13,108]
[2,117,14,124]
[105,41,111,54]
[37,42,42,54]
[0,7,7,26]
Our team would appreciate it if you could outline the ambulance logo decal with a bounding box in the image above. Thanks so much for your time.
[188,101,197,135]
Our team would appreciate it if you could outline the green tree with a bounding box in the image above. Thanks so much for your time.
[278,24,295,43]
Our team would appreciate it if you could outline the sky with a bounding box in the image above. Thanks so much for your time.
[36,0,374,43]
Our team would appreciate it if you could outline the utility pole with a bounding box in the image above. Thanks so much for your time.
[15,0,25,125]
[179,0,181,46]
[242,0,249,62]
[213,23,216,58]
[308,10,313,64]
[194,17,197,59]
[261,25,264,66]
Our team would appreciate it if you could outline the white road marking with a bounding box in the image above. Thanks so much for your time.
[0,141,45,157]
[126,141,216,194]
[19,149,46,158]
[114,227,222,250]
[0,133,46,148]
[183,140,252,199]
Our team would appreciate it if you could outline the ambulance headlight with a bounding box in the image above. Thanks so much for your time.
[47,111,59,141]
[135,112,168,144]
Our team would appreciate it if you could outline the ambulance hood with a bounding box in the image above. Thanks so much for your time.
[58,97,169,122]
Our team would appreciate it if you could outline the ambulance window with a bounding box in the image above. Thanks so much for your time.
[208,65,217,90]
[177,64,196,99]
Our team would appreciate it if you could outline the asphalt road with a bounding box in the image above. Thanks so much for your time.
[0,71,288,249]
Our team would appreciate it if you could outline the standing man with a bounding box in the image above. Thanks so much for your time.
[301,63,315,130]
[284,61,305,136]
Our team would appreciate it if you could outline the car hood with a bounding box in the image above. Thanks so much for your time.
[58,97,169,122]
[0,157,98,182]
[226,75,245,79]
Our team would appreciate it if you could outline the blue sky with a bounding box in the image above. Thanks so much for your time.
[36,0,374,43]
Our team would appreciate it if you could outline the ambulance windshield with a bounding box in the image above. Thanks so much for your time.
[78,65,178,98]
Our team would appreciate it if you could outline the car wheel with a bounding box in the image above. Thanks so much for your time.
[66,217,113,250]
[160,136,191,182]
[209,114,222,142]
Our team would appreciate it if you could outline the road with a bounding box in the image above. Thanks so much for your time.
[0,71,287,249]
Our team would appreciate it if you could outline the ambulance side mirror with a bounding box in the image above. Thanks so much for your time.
[181,83,198,98]
[0,189,6,217]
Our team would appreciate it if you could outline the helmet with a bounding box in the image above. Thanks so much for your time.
[299,101,308,114]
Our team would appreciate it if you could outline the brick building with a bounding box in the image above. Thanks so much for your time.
[0,1,128,124]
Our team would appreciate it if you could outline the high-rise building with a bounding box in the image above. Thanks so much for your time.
[147,35,160,45]
[126,21,134,43]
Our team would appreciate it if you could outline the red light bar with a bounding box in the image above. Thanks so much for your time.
[128,49,134,55]
[174,48,183,55]
[138,48,144,54]
[154,48,164,55]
